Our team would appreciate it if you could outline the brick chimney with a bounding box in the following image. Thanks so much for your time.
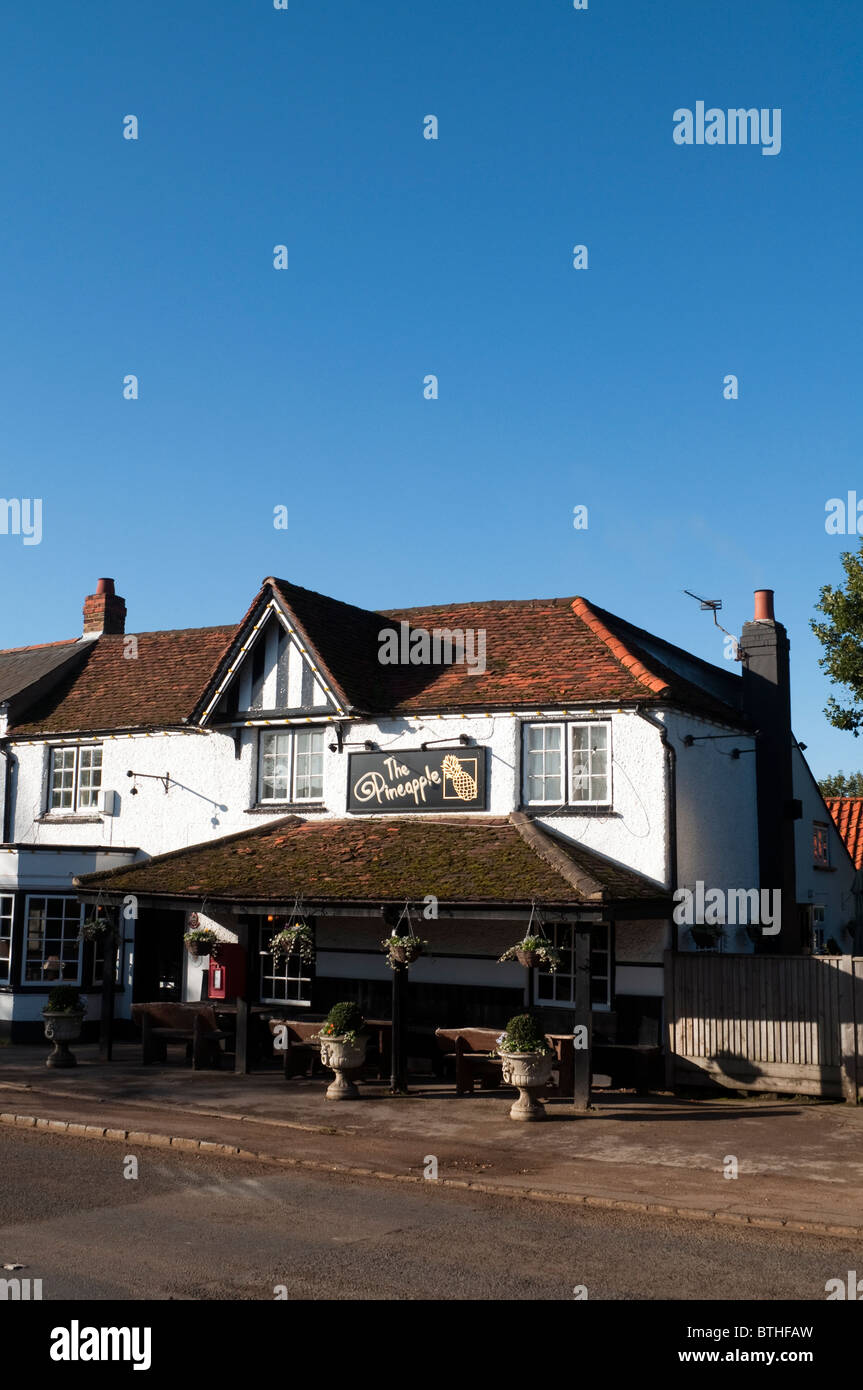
[83,578,126,636]
[739,589,798,952]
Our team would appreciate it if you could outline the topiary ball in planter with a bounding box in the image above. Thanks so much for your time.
[317,1001,366,1100]
[498,1014,553,1121]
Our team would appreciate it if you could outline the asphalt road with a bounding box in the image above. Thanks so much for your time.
[0,1124,860,1301]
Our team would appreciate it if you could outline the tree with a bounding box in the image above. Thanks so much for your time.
[818,771,863,798]
[812,540,863,734]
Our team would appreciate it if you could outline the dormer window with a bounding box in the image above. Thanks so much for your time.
[49,744,102,812]
[258,729,324,804]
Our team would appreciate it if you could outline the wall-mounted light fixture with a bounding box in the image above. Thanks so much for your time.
[420,733,471,751]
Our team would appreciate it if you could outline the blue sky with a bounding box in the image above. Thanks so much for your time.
[0,0,860,776]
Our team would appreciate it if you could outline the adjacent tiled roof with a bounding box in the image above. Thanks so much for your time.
[825,798,863,869]
[76,813,663,905]
[0,639,83,705]
[10,627,237,736]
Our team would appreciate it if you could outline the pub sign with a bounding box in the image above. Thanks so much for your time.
[348,747,487,813]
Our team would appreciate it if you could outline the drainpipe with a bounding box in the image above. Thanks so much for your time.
[0,742,12,845]
[635,707,678,950]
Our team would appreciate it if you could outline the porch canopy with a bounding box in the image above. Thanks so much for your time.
[75,811,665,1099]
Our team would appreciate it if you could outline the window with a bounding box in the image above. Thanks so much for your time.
[49,745,102,812]
[0,896,13,985]
[23,896,83,984]
[813,822,829,867]
[259,924,313,1006]
[570,723,609,804]
[258,729,325,803]
[524,724,563,804]
[523,721,611,808]
[536,923,612,1009]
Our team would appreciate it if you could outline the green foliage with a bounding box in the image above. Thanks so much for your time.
[812,542,863,734]
[818,770,863,797]
[44,987,85,1014]
[323,1001,364,1037]
[499,1013,550,1055]
[184,927,218,948]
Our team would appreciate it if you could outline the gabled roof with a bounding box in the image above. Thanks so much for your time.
[75,812,663,905]
[7,576,749,736]
[9,627,237,736]
[825,798,863,870]
[201,578,747,722]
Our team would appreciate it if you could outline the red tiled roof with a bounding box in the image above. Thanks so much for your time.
[76,813,662,905]
[9,577,746,735]
[258,581,745,720]
[825,798,863,869]
[10,626,237,736]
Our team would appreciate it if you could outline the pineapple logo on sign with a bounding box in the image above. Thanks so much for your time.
[442,755,479,802]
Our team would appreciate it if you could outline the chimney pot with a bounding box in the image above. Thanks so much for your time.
[83,578,126,636]
[753,589,775,622]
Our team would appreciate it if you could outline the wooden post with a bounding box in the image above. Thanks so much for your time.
[836,955,858,1104]
[663,948,675,1092]
[235,920,253,1076]
[390,960,408,1093]
[572,928,592,1111]
[98,924,117,1061]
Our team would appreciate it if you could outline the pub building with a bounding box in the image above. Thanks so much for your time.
[3,575,845,1079]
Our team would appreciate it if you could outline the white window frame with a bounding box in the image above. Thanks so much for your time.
[259,924,314,1007]
[523,721,565,807]
[569,721,611,807]
[535,922,612,1011]
[522,720,612,809]
[48,743,103,813]
[258,729,325,805]
[0,895,13,986]
[22,894,83,985]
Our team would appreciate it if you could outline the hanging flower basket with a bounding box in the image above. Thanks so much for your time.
[80,913,111,943]
[499,936,560,973]
[184,927,218,959]
[381,934,427,969]
[269,921,315,964]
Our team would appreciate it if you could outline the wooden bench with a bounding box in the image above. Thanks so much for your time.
[435,1027,576,1097]
[268,1018,393,1081]
[132,1002,228,1070]
[268,1017,328,1078]
[434,1028,504,1095]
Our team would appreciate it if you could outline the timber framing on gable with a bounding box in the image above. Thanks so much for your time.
[195,590,349,727]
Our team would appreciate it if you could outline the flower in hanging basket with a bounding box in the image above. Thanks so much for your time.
[498,936,560,973]
[80,912,111,942]
[269,921,315,963]
[380,934,428,969]
[183,926,218,957]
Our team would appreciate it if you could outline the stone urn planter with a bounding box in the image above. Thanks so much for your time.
[319,1036,366,1100]
[501,1051,555,1120]
[42,1010,85,1069]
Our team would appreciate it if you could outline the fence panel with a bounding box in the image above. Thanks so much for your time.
[665,952,862,1099]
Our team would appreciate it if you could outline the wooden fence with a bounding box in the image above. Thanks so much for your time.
[664,951,863,1100]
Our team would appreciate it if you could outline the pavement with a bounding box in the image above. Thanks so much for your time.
[2,1042,863,1237]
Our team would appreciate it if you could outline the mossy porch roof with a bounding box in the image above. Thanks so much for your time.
[76,814,661,906]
